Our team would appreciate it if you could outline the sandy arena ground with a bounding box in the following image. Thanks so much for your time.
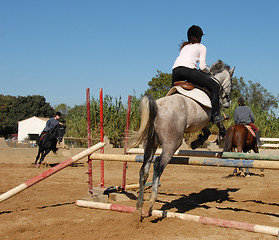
[1,144,279,240]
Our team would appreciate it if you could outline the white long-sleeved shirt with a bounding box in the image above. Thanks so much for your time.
[172,43,210,73]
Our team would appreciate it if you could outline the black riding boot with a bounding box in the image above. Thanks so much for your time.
[255,131,262,146]
[212,111,224,124]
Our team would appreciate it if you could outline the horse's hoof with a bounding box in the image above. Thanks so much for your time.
[260,173,265,177]
[132,208,142,222]
[245,174,250,178]
[135,208,145,222]
[191,139,202,150]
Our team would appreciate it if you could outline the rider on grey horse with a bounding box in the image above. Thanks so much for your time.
[172,25,225,131]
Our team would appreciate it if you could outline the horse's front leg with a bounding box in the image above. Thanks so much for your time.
[216,121,227,138]
[191,127,211,149]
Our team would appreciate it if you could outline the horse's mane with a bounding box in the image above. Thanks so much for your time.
[210,60,230,75]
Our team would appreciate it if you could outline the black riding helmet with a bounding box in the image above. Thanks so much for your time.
[187,25,204,42]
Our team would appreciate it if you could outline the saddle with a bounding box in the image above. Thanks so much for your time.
[243,125,256,137]
[174,81,211,96]
[167,83,212,108]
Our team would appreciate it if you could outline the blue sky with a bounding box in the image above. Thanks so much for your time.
[1,0,279,115]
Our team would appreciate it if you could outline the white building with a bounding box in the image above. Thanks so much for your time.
[18,116,48,142]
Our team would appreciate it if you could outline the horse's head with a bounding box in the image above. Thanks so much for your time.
[54,125,66,143]
[211,60,235,108]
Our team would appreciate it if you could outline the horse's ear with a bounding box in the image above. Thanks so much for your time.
[230,67,235,77]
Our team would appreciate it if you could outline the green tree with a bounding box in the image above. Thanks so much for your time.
[0,95,16,136]
[232,77,278,111]
[0,95,54,137]
[54,103,71,115]
[66,104,87,139]
[54,103,71,124]
[64,95,141,147]
[145,71,172,99]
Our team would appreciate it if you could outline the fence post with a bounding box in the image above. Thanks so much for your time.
[86,88,93,196]
[122,95,132,190]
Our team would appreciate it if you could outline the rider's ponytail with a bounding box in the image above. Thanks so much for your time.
[179,41,189,51]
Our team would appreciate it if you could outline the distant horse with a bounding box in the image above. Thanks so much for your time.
[130,60,235,218]
[223,124,264,177]
[34,125,66,167]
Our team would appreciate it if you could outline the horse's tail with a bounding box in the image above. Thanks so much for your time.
[36,137,40,146]
[223,125,235,152]
[129,94,157,148]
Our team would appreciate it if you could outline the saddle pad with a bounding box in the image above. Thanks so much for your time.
[166,86,212,108]
[244,125,256,137]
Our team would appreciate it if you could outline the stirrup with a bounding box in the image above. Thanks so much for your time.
[223,114,230,120]
[212,114,224,124]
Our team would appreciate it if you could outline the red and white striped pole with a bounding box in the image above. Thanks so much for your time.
[99,88,105,188]
[76,200,279,237]
[0,142,105,203]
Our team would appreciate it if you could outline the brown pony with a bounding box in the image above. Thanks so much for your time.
[223,124,264,177]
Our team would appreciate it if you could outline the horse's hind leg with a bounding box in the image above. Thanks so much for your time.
[245,168,251,177]
[235,145,246,177]
[148,149,175,213]
[38,149,51,166]
[136,138,158,215]
[253,143,265,177]
[149,133,183,213]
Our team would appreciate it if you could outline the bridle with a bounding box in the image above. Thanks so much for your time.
[211,69,232,103]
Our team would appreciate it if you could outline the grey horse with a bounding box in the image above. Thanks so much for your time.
[130,60,235,219]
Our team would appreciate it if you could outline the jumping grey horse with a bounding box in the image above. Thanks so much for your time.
[130,60,235,218]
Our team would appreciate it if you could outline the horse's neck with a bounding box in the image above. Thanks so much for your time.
[48,130,57,139]
[216,70,230,86]
[55,128,65,138]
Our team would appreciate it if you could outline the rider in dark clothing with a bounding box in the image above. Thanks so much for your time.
[43,116,61,132]
[234,96,261,146]
[38,112,62,143]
